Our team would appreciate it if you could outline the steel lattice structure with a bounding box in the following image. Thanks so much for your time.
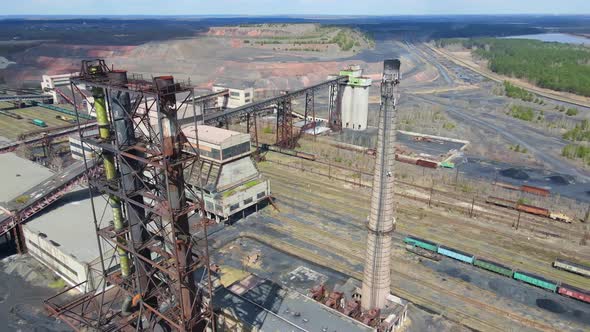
[45,60,214,332]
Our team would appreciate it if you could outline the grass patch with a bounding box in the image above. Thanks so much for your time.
[563,119,590,142]
[48,278,66,289]
[331,30,355,51]
[443,122,456,130]
[503,81,534,102]
[566,108,579,116]
[509,105,535,122]
[562,143,590,165]
[15,195,30,204]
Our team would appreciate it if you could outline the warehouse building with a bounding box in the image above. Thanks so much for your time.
[182,125,271,222]
[22,188,111,293]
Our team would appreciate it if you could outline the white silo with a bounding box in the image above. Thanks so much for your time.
[351,78,371,130]
[336,65,372,131]
[341,84,354,129]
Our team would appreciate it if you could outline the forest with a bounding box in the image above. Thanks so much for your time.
[437,38,590,97]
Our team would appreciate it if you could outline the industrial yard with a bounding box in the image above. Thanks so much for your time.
[0,12,589,332]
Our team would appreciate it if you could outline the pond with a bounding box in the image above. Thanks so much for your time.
[503,33,590,45]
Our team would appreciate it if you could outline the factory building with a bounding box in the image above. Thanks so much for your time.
[182,125,270,222]
[40,73,93,114]
[41,73,77,103]
[335,65,372,131]
[213,84,254,108]
[213,274,377,332]
[22,189,110,293]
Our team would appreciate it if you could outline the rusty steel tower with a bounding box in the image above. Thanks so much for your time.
[361,59,401,310]
[45,60,214,331]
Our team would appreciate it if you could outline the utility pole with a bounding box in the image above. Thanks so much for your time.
[428,182,434,208]
[470,196,476,218]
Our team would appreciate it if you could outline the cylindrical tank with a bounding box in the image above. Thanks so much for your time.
[353,85,370,130]
[341,84,354,129]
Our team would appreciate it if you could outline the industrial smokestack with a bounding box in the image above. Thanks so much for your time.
[361,59,401,310]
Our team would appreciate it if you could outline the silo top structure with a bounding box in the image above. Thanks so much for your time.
[361,59,401,311]
[338,65,372,130]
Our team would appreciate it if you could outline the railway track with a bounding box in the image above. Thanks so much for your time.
[261,162,590,288]
[265,157,585,244]
[242,214,558,332]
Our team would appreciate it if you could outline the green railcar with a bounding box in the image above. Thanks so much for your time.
[32,119,47,127]
[403,236,438,252]
[513,271,558,292]
[474,258,514,277]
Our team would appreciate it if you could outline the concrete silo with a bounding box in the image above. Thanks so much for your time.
[339,65,372,130]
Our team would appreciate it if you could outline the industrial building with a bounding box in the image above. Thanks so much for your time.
[0,154,108,294]
[23,188,110,293]
[0,153,54,205]
[213,84,254,108]
[41,73,92,113]
[334,65,372,131]
[183,125,271,222]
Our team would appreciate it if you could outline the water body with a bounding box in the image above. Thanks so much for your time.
[503,33,590,45]
[0,56,15,69]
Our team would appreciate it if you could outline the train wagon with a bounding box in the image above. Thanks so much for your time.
[513,271,558,292]
[31,119,47,127]
[416,159,438,169]
[557,283,590,304]
[403,236,438,252]
[485,196,516,209]
[473,258,514,278]
[437,246,475,264]
[405,244,442,261]
[516,203,550,217]
[521,185,550,197]
[440,161,455,169]
[553,259,590,278]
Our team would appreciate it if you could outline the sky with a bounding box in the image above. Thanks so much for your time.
[1,0,590,16]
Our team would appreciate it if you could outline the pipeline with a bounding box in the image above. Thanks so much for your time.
[92,87,132,280]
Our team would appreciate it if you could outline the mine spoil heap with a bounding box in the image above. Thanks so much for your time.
[361,59,401,310]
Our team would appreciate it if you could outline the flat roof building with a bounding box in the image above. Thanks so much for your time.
[182,125,270,222]
[214,274,375,332]
[22,188,111,293]
[0,153,54,205]
[213,84,254,109]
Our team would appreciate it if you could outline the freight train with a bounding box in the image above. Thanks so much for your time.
[485,196,572,223]
[553,259,590,278]
[404,235,590,304]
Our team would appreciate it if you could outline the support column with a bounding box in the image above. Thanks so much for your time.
[153,76,198,330]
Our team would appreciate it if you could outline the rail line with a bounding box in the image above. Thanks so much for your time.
[265,157,584,241]
[261,161,590,288]
[243,215,558,332]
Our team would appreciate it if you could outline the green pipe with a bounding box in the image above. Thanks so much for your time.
[92,87,131,278]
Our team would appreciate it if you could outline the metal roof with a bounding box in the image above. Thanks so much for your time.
[0,153,54,203]
[214,275,374,332]
[24,187,109,264]
[183,125,248,146]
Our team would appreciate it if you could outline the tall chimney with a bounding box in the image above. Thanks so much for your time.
[361,59,401,310]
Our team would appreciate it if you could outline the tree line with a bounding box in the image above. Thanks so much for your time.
[438,38,590,97]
